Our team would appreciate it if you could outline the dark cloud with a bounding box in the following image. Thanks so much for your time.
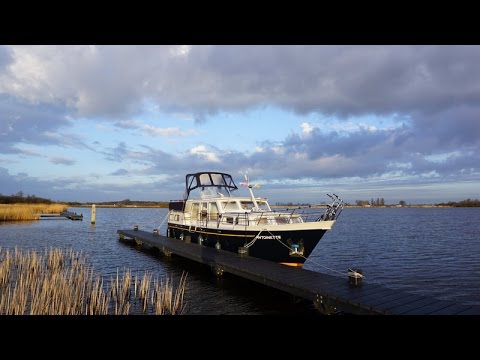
[3,46,479,153]
[0,95,73,154]
[0,166,56,198]
[1,46,478,118]
[2,46,480,151]
[0,46,12,70]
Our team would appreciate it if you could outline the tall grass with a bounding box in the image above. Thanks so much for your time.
[0,204,69,221]
[0,248,187,315]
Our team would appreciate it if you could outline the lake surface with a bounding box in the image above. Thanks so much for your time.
[1,207,479,314]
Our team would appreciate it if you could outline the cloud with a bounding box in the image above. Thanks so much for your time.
[0,46,12,70]
[49,156,76,166]
[110,168,129,176]
[1,45,479,202]
[0,46,475,116]
[113,119,197,137]
[142,124,196,137]
[2,45,480,148]
[103,142,129,162]
[0,94,74,154]
[101,118,480,199]
[189,145,220,162]
[0,166,56,198]
[301,122,314,135]
[114,119,142,129]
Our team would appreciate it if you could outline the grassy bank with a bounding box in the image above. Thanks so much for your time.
[0,203,68,221]
[0,248,187,315]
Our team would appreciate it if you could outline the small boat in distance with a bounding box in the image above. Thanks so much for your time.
[167,172,344,266]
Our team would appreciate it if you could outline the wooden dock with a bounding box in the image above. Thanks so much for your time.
[117,228,480,315]
[40,211,83,221]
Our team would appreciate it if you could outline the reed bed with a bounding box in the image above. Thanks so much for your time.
[0,204,69,221]
[0,248,187,315]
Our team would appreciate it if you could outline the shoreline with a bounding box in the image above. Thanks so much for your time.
[72,204,455,209]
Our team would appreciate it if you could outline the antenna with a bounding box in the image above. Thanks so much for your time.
[241,172,259,210]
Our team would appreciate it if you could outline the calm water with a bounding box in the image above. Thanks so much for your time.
[1,207,479,313]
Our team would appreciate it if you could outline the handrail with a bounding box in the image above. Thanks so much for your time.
[171,205,343,229]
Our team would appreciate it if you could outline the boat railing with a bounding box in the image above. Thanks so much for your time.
[170,200,344,229]
[213,208,336,228]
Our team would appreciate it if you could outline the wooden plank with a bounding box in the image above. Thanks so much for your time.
[316,287,357,302]
[295,277,353,297]
[382,294,426,311]
[390,298,440,314]
[455,306,480,315]
[283,278,350,301]
[401,300,456,315]
[344,284,389,301]
[364,291,417,308]
[428,304,473,315]
[349,288,399,305]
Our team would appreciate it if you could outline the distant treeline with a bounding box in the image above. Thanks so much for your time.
[436,199,480,207]
[355,198,387,206]
[0,192,55,204]
[70,199,170,208]
[275,202,312,206]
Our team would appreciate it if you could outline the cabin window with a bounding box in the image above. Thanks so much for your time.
[210,173,225,186]
[191,203,199,219]
[199,173,212,185]
[275,216,289,224]
[222,201,239,211]
[200,202,208,220]
[209,203,219,220]
[225,216,238,225]
[257,201,270,211]
[240,201,255,210]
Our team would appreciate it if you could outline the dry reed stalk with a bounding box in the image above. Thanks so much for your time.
[172,272,187,315]
[139,271,152,313]
[0,248,187,315]
[0,204,69,221]
[151,272,187,315]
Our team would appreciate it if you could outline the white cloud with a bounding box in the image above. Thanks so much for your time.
[301,122,314,135]
[142,124,196,137]
[169,45,192,57]
[189,145,220,162]
[271,146,285,155]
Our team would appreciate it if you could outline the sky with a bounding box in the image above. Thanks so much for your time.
[0,45,479,204]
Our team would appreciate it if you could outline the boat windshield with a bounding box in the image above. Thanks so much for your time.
[222,201,240,211]
[240,201,255,210]
[257,201,270,211]
[239,200,270,211]
[185,172,238,200]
